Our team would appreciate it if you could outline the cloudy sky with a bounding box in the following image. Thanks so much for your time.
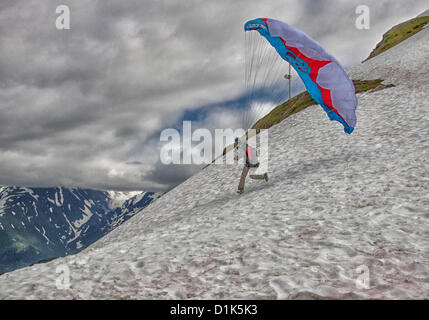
[0,0,427,192]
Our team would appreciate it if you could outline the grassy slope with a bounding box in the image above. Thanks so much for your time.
[252,79,393,130]
[364,16,429,62]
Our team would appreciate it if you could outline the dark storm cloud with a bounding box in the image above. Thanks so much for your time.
[0,0,427,191]
[114,126,141,139]
[126,161,143,165]
[144,162,200,191]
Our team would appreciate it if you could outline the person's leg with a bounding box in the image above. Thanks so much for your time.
[249,174,264,180]
[237,165,249,193]
[250,172,269,182]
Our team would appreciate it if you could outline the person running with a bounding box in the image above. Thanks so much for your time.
[237,141,268,194]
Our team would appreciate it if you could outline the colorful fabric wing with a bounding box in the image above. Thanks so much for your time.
[245,18,357,134]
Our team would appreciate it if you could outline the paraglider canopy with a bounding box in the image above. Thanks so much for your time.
[244,18,357,134]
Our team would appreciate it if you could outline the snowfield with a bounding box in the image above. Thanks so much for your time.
[0,26,428,300]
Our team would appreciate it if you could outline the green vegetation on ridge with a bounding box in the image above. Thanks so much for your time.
[364,16,429,62]
[252,79,394,130]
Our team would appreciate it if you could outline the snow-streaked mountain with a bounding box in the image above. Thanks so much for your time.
[106,191,143,209]
[0,21,428,299]
[0,187,160,275]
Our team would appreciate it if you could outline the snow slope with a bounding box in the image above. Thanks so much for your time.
[0,187,159,275]
[417,9,429,17]
[0,26,428,300]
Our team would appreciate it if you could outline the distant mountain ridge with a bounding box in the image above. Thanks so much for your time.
[0,186,160,274]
